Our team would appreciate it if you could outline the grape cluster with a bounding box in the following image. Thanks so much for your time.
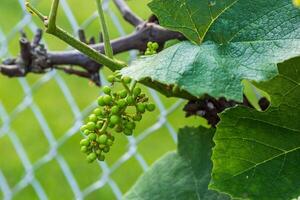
[79,72,156,163]
[145,41,159,55]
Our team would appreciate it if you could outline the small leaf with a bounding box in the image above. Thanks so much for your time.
[210,57,300,200]
[124,127,230,200]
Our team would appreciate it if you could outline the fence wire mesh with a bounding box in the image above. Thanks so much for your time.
[0,0,184,199]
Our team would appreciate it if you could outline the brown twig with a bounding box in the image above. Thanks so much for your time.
[113,0,143,26]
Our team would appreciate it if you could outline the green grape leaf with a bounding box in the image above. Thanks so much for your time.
[210,57,300,200]
[124,127,231,200]
[148,0,237,44]
[122,0,300,101]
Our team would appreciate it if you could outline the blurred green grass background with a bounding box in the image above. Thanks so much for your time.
[0,0,203,199]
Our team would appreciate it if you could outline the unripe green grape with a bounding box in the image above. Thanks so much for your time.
[107,75,115,83]
[103,146,110,153]
[115,125,123,133]
[111,106,119,114]
[99,144,106,149]
[109,135,115,141]
[102,86,111,94]
[126,96,135,105]
[124,128,133,136]
[110,115,121,125]
[87,152,97,163]
[118,90,128,98]
[152,50,157,54]
[103,95,112,105]
[117,99,127,108]
[80,146,88,153]
[88,133,97,141]
[125,121,136,130]
[108,122,116,128]
[147,41,153,48]
[97,154,105,161]
[93,108,102,116]
[133,87,142,96]
[95,149,102,155]
[145,50,151,55]
[133,114,142,121]
[97,96,106,106]
[83,129,90,136]
[122,76,131,84]
[80,125,87,132]
[146,103,156,112]
[151,42,159,50]
[88,114,97,122]
[107,139,113,146]
[137,104,146,113]
[86,122,96,131]
[80,138,90,146]
[98,134,108,144]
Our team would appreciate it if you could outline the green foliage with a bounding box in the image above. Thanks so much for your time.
[124,126,230,200]
[122,0,300,101]
[80,73,155,162]
[210,58,300,199]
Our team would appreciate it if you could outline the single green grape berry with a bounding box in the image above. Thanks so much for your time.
[97,154,105,161]
[133,87,142,96]
[107,139,113,146]
[137,104,146,113]
[152,50,157,54]
[145,50,151,55]
[98,134,108,144]
[146,103,156,112]
[151,42,159,50]
[118,90,128,98]
[117,99,127,108]
[107,75,115,83]
[80,138,90,146]
[111,106,119,114]
[115,125,123,133]
[95,149,102,155]
[83,129,90,136]
[86,122,96,131]
[102,86,111,94]
[80,125,87,132]
[110,115,120,125]
[80,146,88,153]
[108,122,116,128]
[93,108,102,116]
[103,146,110,153]
[88,133,97,141]
[103,95,112,105]
[97,96,106,106]
[125,121,136,130]
[110,135,115,141]
[99,144,106,149]
[88,114,97,122]
[147,41,153,48]
[124,128,133,136]
[87,152,97,163]
[126,96,135,105]
[122,76,131,84]
[133,114,142,121]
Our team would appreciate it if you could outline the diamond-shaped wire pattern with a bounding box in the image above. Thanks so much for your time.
[0,0,183,199]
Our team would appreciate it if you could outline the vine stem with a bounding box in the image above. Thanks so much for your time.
[26,0,126,71]
[95,0,114,59]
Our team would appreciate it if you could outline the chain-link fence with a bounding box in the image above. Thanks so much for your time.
[0,0,187,199]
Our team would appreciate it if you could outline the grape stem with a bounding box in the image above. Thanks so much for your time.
[95,0,114,59]
[26,0,126,71]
